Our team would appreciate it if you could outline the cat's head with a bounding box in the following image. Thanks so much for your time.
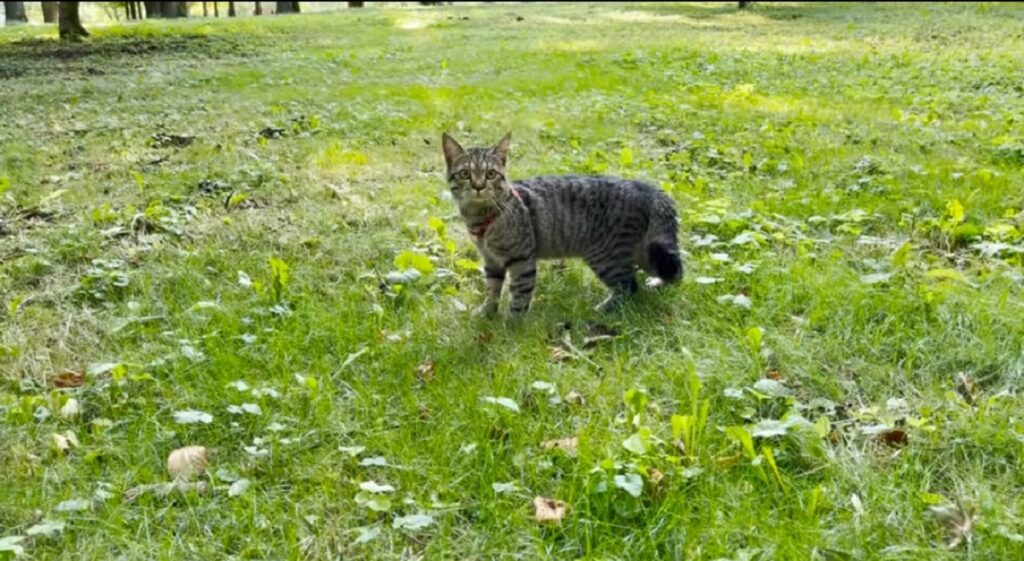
[441,133,512,210]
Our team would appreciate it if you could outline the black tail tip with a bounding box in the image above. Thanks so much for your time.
[648,242,683,283]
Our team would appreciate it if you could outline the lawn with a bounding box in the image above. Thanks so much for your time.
[2,2,1024,559]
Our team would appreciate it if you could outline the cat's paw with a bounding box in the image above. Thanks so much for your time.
[473,302,499,318]
[645,277,665,290]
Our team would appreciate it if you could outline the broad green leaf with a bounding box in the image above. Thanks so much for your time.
[860,272,892,285]
[752,379,791,398]
[25,520,65,537]
[622,427,651,455]
[228,479,252,497]
[358,481,395,494]
[0,536,25,556]
[393,513,434,531]
[355,491,392,512]
[394,251,435,275]
[491,482,518,494]
[173,410,214,424]
[613,473,644,498]
[480,396,520,413]
[352,526,381,545]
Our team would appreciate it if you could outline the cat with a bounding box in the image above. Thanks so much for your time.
[442,132,683,315]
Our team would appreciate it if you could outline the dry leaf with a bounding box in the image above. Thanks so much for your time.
[766,369,783,380]
[167,446,210,480]
[49,370,86,388]
[415,358,435,382]
[540,437,578,457]
[648,468,667,495]
[533,496,568,524]
[878,428,908,447]
[930,503,977,549]
[564,390,586,407]
[417,404,432,420]
[955,372,977,404]
[548,346,576,362]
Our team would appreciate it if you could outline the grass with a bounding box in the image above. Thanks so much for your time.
[2,2,1024,559]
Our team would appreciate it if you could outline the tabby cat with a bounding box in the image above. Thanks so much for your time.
[442,132,683,315]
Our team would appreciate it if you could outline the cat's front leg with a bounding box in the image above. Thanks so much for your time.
[506,256,538,315]
[474,261,506,317]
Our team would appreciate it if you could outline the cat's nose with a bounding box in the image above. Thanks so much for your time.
[471,184,485,192]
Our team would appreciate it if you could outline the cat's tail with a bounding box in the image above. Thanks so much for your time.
[644,200,684,283]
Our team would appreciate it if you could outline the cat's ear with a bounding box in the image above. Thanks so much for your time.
[441,133,465,168]
[492,132,512,166]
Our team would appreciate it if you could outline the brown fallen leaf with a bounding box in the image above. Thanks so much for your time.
[766,369,783,380]
[955,372,977,405]
[533,496,568,524]
[415,358,435,382]
[878,428,908,447]
[648,468,667,496]
[49,370,86,388]
[123,481,209,503]
[167,446,210,481]
[540,437,578,457]
[549,346,576,362]
[564,390,586,407]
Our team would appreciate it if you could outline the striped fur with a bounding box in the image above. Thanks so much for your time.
[442,133,683,315]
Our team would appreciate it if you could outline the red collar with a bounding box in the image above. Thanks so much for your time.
[468,189,522,239]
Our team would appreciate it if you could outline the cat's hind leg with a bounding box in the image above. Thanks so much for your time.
[587,254,639,312]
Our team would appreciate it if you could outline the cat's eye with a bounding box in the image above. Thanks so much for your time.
[457,170,470,180]
[486,170,499,180]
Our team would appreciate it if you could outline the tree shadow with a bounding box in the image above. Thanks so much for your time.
[0,33,250,79]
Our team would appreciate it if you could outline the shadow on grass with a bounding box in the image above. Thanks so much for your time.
[0,33,253,79]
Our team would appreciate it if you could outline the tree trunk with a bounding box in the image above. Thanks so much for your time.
[738,1,751,8]
[348,1,363,6]
[202,1,207,16]
[144,1,161,18]
[127,1,137,19]
[42,1,58,22]
[4,2,28,24]
[59,1,89,41]
[213,1,218,16]
[159,1,186,18]
[254,1,262,15]
[227,1,235,16]
[276,1,298,14]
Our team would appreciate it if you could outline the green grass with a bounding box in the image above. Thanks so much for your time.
[2,2,1024,559]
